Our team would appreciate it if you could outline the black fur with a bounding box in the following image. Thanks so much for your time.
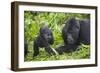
[56,18,90,54]
[33,26,55,57]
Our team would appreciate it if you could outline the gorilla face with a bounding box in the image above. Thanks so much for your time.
[44,33,53,44]
[40,26,54,44]
[62,18,80,44]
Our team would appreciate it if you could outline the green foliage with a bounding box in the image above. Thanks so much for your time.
[25,44,90,61]
[24,11,90,61]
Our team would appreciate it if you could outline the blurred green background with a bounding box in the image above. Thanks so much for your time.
[24,11,90,62]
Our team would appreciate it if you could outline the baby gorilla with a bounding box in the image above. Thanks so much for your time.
[33,26,55,57]
[56,18,90,54]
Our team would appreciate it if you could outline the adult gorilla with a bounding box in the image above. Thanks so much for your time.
[56,18,90,54]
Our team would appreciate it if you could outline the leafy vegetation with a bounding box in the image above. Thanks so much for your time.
[24,11,90,61]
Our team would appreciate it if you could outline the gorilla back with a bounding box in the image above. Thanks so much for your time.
[79,20,90,45]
